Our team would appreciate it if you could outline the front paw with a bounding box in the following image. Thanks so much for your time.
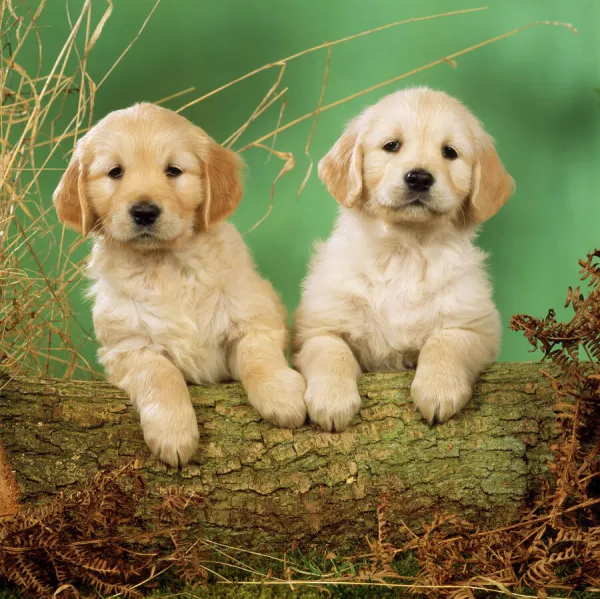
[248,367,307,429]
[305,375,361,433]
[411,367,472,424]
[139,400,199,468]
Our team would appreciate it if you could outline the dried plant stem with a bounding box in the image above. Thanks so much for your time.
[175,7,489,115]
[223,62,288,148]
[96,0,160,89]
[239,20,577,153]
[296,45,332,199]
[243,143,295,234]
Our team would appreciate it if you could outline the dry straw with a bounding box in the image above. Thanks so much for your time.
[0,1,576,380]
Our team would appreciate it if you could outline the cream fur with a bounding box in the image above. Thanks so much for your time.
[294,87,514,432]
[53,103,306,467]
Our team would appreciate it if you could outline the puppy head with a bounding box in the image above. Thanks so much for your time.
[53,103,243,249]
[318,87,514,227]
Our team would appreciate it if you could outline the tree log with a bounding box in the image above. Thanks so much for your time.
[0,363,559,551]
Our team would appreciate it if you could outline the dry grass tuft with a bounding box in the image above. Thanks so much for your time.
[1,0,121,379]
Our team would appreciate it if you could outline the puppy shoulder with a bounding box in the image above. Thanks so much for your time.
[204,223,287,328]
[207,222,253,264]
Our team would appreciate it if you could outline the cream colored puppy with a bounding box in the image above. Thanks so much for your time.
[53,103,306,467]
[294,87,514,432]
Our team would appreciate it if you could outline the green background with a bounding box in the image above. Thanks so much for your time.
[37,0,600,370]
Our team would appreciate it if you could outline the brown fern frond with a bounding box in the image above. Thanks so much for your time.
[448,588,476,599]
[0,465,209,598]
[81,571,143,599]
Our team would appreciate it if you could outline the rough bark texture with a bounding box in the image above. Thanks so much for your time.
[0,363,558,551]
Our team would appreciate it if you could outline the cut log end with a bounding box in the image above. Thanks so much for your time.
[0,439,17,517]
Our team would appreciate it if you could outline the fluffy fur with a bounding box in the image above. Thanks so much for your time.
[294,87,514,432]
[53,103,306,467]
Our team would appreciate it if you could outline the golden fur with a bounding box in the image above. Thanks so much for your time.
[53,103,306,467]
[294,87,514,431]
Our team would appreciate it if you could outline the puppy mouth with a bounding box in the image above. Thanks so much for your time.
[399,192,433,210]
[118,230,181,250]
[121,229,169,245]
[128,225,186,247]
[131,223,175,242]
[124,229,158,243]
[405,196,426,207]
[384,192,447,218]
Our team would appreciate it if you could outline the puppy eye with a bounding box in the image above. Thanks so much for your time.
[166,165,183,178]
[107,166,123,179]
[442,145,459,160]
[382,140,401,153]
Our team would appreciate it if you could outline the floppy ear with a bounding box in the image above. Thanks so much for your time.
[201,141,244,230]
[318,125,363,207]
[470,132,515,223]
[53,148,97,235]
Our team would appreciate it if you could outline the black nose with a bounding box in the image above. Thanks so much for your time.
[130,202,161,226]
[405,169,435,192]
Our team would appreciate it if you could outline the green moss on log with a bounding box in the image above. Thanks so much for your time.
[0,363,559,551]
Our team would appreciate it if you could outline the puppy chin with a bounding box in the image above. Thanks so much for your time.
[106,226,188,252]
[372,192,444,225]
[130,236,186,251]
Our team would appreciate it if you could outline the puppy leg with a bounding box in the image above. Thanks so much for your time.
[106,350,199,467]
[294,335,362,432]
[233,333,307,429]
[411,326,498,424]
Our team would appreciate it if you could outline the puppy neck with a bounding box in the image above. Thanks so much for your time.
[337,207,476,252]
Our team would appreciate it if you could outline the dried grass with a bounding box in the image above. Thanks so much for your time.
[0,1,576,380]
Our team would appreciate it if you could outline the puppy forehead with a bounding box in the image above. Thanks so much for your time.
[100,103,201,136]
[362,89,475,146]
[84,104,209,166]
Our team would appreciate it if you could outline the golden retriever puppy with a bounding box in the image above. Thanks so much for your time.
[294,87,514,432]
[53,103,306,467]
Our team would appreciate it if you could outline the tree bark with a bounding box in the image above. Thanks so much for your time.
[0,363,559,551]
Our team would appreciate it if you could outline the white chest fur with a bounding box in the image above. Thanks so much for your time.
[88,223,266,384]
[300,210,494,372]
